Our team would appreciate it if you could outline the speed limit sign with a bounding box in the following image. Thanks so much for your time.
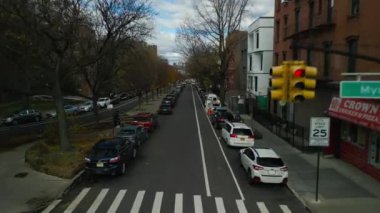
[309,117,330,147]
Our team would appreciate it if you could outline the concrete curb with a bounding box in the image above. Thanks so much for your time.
[287,183,312,213]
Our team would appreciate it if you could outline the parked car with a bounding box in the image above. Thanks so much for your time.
[97,97,111,108]
[221,121,255,147]
[3,109,42,125]
[240,147,288,184]
[64,105,79,115]
[78,101,93,113]
[158,103,173,115]
[85,138,138,176]
[119,92,133,100]
[162,97,175,108]
[126,113,159,132]
[117,125,148,147]
[210,109,234,129]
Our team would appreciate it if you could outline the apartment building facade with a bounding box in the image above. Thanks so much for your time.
[246,17,274,111]
[273,0,380,180]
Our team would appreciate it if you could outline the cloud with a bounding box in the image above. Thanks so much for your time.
[148,0,275,64]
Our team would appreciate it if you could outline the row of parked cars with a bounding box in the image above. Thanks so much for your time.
[199,90,288,185]
[85,85,184,176]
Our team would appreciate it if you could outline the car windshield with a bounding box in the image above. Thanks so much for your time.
[233,128,252,135]
[119,129,135,135]
[133,117,150,122]
[257,157,284,167]
[90,148,117,158]
[161,104,170,108]
[99,98,106,101]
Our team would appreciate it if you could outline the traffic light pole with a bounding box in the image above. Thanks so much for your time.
[292,103,295,145]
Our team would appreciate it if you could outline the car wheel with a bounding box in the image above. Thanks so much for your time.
[119,163,126,175]
[132,148,137,159]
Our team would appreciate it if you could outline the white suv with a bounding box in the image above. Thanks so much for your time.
[240,147,288,184]
[97,97,111,108]
[221,122,254,147]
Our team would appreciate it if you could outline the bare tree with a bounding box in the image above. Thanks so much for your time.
[176,0,249,101]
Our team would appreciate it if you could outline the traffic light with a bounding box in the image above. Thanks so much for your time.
[288,62,317,102]
[269,65,288,101]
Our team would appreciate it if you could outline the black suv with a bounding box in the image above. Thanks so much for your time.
[85,138,138,176]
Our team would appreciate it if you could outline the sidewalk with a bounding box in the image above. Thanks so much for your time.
[241,114,380,213]
[0,94,166,213]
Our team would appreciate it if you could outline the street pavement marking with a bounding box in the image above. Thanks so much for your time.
[194,88,245,201]
[151,191,163,213]
[42,199,61,213]
[236,200,248,213]
[64,187,91,213]
[107,189,127,213]
[257,202,270,213]
[191,88,211,197]
[215,197,225,213]
[87,188,109,213]
[130,190,146,213]
[193,195,203,213]
[280,204,292,213]
[174,193,183,213]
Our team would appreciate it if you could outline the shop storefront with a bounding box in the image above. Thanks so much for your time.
[327,97,380,180]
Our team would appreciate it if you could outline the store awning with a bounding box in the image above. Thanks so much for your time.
[328,97,380,132]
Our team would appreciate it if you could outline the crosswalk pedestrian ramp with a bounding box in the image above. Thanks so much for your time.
[43,188,293,213]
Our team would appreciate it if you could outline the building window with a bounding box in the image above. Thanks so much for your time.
[292,47,299,59]
[327,0,333,23]
[369,132,380,168]
[254,76,258,92]
[275,20,280,43]
[249,55,252,71]
[283,15,288,38]
[295,9,300,32]
[256,31,259,49]
[260,53,263,70]
[323,42,331,77]
[341,122,367,147]
[309,1,314,28]
[275,53,279,65]
[282,51,287,61]
[350,0,359,17]
[318,0,322,14]
[248,76,253,89]
[307,48,313,65]
[347,38,358,73]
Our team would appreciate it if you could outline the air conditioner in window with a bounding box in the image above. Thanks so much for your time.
[281,0,289,3]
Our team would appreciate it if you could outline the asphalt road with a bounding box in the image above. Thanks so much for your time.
[46,86,308,213]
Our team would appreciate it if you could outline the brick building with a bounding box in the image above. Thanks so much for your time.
[273,0,380,180]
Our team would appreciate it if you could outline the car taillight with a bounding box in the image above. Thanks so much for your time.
[109,156,121,163]
[253,165,264,170]
[217,118,224,122]
[230,134,237,138]
[280,166,288,171]
[248,134,254,139]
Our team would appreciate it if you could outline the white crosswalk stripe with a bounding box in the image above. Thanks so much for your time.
[280,204,292,213]
[64,187,91,213]
[151,191,163,213]
[87,188,109,213]
[50,188,296,213]
[107,189,127,213]
[174,193,183,213]
[130,190,145,213]
[193,195,203,213]
[236,200,248,213]
[257,202,270,213]
[215,197,225,213]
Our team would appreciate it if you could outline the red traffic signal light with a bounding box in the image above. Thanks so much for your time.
[293,69,305,78]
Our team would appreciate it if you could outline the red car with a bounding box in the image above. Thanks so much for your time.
[126,113,158,132]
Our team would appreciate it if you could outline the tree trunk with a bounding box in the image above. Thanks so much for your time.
[54,56,72,151]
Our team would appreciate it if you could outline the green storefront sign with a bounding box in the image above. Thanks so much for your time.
[340,81,380,99]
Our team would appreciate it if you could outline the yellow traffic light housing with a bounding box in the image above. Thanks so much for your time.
[270,65,288,101]
[288,62,318,102]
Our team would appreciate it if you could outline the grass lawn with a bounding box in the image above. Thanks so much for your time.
[25,122,113,179]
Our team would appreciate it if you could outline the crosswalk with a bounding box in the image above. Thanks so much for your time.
[43,188,293,213]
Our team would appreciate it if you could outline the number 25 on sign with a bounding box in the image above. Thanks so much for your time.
[309,117,330,147]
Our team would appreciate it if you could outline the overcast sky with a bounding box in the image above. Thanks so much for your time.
[148,0,275,65]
